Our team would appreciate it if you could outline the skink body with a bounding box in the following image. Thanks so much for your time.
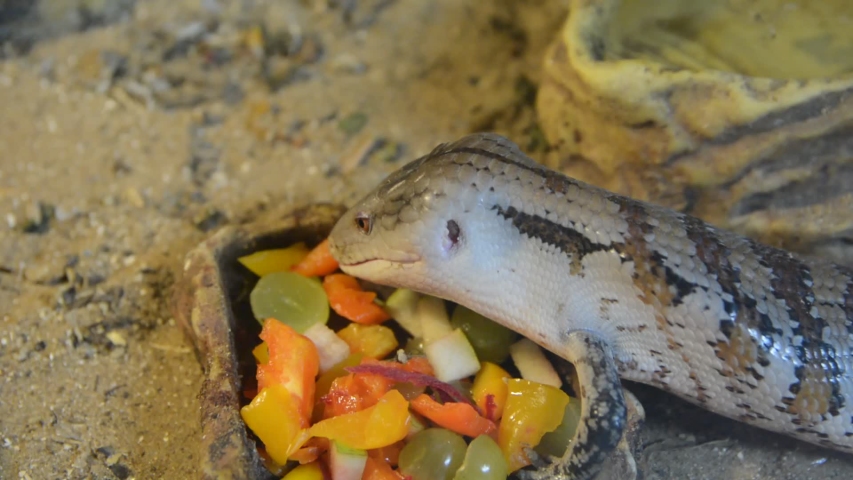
[328,133,853,478]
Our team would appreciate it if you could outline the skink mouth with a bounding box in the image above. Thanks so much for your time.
[342,255,420,268]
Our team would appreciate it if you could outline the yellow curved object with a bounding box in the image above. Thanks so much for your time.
[537,0,853,259]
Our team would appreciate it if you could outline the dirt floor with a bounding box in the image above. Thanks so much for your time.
[1,1,852,479]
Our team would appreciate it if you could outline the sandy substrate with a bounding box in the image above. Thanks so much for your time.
[1,1,852,479]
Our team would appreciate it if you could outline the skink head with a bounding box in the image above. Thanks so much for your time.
[328,149,450,287]
[328,133,523,293]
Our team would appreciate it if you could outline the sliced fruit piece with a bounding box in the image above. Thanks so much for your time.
[424,329,480,383]
[329,440,368,480]
[418,296,453,343]
[304,322,351,374]
[384,288,423,337]
[509,338,561,388]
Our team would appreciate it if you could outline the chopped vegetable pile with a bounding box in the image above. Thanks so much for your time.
[237,240,581,480]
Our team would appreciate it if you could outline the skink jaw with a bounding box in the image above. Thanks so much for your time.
[339,254,421,269]
[336,255,424,291]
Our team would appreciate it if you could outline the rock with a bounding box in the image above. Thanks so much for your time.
[21,202,53,234]
[74,49,127,92]
[105,331,127,347]
[537,0,853,264]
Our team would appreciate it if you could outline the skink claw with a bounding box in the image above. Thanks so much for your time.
[521,446,551,470]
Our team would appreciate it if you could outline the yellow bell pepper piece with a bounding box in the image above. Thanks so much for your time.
[308,389,410,450]
[498,379,570,472]
[336,323,399,359]
[238,243,310,276]
[240,384,310,465]
[252,342,269,364]
[282,462,324,480]
[471,362,511,421]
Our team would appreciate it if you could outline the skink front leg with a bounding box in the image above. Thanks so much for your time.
[519,330,627,480]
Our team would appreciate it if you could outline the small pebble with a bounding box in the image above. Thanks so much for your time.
[124,188,145,208]
[338,112,368,135]
[106,331,127,347]
[53,206,75,222]
[330,53,367,74]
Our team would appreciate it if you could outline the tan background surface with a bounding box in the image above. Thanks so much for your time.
[1,1,851,478]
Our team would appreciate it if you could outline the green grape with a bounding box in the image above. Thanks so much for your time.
[534,397,582,457]
[450,306,517,363]
[453,435,509,480]
[249,271,329,333]
[398,429,467,480]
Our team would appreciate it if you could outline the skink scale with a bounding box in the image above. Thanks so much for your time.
[328,133,853,479]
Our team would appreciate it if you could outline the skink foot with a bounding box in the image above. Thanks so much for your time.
[517,331,627,480]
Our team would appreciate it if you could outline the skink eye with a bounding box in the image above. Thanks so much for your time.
[355,213,373,235]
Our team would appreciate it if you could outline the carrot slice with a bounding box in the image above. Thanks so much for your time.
[410,394,498,439]
[322,274,391,325]
[292,239,339,277]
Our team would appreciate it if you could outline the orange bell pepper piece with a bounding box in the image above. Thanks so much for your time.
[256,319,320,423]
[316,357,433,420]
[398,356,434,376]
[322,369,396,418]
[292,239,340,277]
[309,389,411,450]
[368,440,404,467]
[322,274,391,325]
[314,353,365,419]
[357,356,435,376]
[362,456,405,480]
[288,438,329,465]
[410,394,498,439]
